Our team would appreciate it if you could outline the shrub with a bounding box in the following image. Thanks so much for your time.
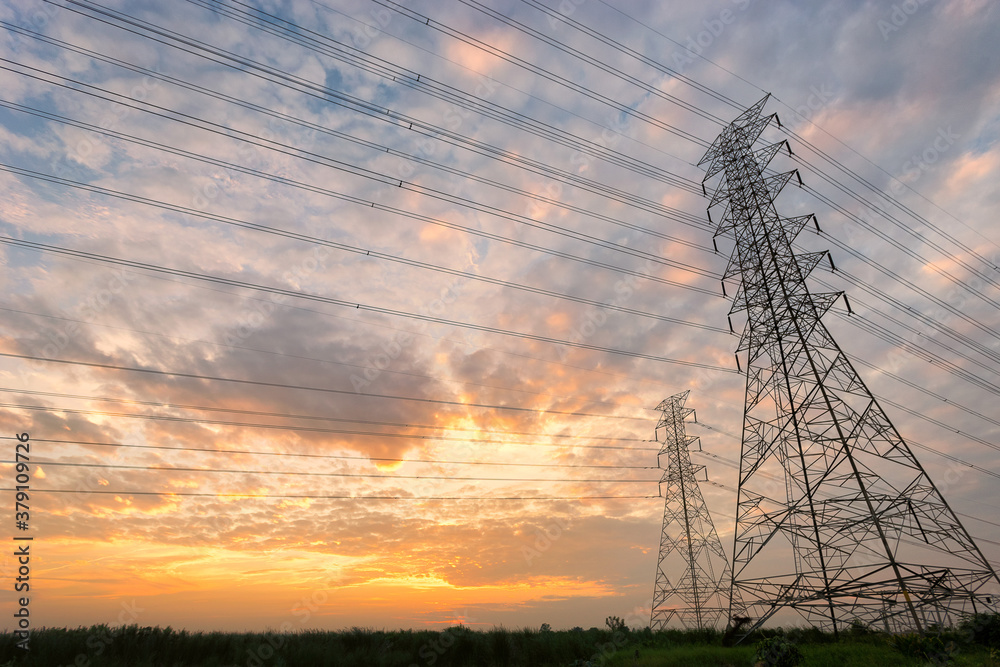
[753,635,803,667]
[722,616,752,647]
[888,632,957,665]
[958,612,1000,647]
[606,616,626,634]
[848,619,874,637]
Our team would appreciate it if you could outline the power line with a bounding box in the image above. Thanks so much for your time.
[190,0,703,185]
[696,469,1000,549]
[52,5,992,392]
[0,351,662,420]
[781,191,1000,366]
[0,401,658,451]
[0,161,727,331]
[5,170,995,448]
[386,0,1000,344]
[0,93,720,291]
[305,0,696,174]
[798,178,1000,320]
[460,0,727,132]
[367,0,711,150]
[0,436,658,466]
[0,388,644,442]
[484,0,1000,338]
[0,237,734,371]
[817,285,1000,385]
[578,0,1000,289]
[0,272,998,460]
[0,303,693,410]
[836,308,1000,395]
[7,264,997,458]
[1,2,992,520]
[12,281,996,452]
[0,65,713,283]
[527,0,743,112]
[782,125,1000,275]
[9,459,658,484]
[845,354,1000,430]
[3,74,988,464]
[693,421,1000,483]
[10,279,993,456]
[7,15,996,382]
[45,0,708,205]
[793,156,1000,291]
[1,488,657,500]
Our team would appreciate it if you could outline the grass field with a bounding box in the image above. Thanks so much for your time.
[604,643,997,667]
[0,615,996,666]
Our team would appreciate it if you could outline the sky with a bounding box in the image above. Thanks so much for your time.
[0,0,999,634]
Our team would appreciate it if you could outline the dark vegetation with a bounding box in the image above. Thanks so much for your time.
[0,613,996,667]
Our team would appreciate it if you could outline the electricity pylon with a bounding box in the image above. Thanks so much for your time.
[650,391,734,631]
[698,95,999,634]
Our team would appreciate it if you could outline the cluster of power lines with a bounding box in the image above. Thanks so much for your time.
[0,0,997,544]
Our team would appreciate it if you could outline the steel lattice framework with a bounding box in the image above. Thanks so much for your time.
[650,391,735,631]
[698,95,999,634]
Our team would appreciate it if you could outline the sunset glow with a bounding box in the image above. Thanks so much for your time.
[1,0,998,636]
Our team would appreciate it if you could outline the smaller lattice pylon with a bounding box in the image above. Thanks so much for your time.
[650,391,738,631]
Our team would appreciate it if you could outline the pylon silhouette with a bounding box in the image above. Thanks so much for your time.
[698,95,999,634]
[650,391,736,630]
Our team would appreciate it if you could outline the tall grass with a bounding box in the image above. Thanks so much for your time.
[0,624,630,667]
[0,615,996,666]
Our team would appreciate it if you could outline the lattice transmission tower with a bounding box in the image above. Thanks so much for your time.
[698,95,999,634]
[650,391,735,631]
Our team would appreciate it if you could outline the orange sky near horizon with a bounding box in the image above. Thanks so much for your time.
[1,0,999,637]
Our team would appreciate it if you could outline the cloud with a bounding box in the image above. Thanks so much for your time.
[0,0,997,632]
